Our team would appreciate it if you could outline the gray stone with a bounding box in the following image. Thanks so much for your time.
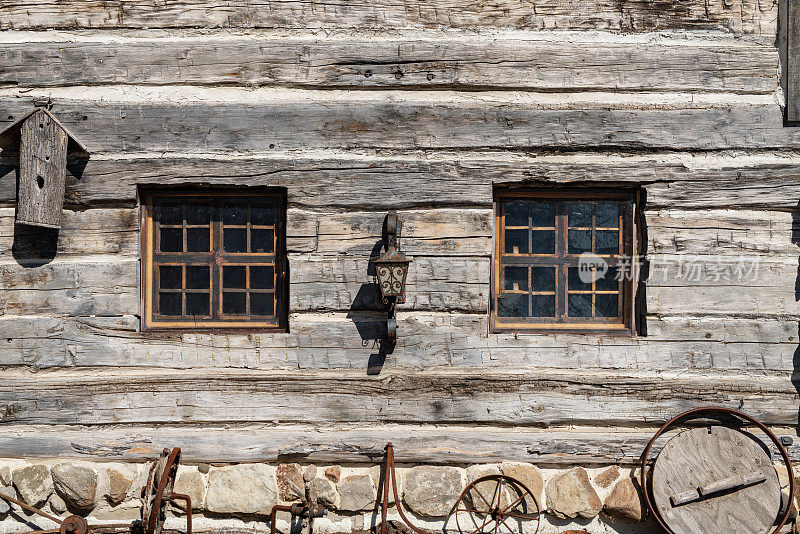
[49,492,67,514]
[0,467,11,486]
[325,466,341,483]
[500,462,544,511]
[546,468,602,520]
[52,464,97,510]
[276,464,304,501]
[308,477,339,510]
[593,466,620,489]
[106,469,133,506]
[303,465,317,483]
[403,466,463,517]
[197,464,211,475]
[337,475,375,512]
[205,464,277,515]
[603,477,643,522]
[466,465,506,510]
[12,465,53,507]
[172,469,205,511]
[0,486,15,514]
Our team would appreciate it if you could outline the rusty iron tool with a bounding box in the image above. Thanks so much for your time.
[452,474,541,534]
[270,478,327,534]
[0,448,191,534]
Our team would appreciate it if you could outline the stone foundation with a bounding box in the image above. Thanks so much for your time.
[0,459,793,534]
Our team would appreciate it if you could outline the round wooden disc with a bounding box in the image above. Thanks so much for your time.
[652,426,780,534]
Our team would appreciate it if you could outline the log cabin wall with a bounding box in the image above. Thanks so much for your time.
[0,0,799,517]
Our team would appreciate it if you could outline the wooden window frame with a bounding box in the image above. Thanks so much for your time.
[491,187,640,336]
[140,188,288,332]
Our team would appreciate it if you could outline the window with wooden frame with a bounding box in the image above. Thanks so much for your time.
[492,188,639,335]
[141,189,287,331]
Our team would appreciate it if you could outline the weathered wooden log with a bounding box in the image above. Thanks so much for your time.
[0,34,778,93]
[0,0,776,39]
[3,207,797,258]
[0,254,796,316]
[0,368,797,426]
[1,423,798,464]
[2,154,799,210]
[1,314,797,372]
[0,91,796,153]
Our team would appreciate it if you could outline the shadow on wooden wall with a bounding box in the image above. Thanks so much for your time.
[792,200,800,431]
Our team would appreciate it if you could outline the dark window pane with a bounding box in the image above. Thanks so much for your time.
[498,293,529,317]
[186,227,210,252]
[504,201,528,227]
[186,203,211,225]
[223,266,246,289]
[504,229,528,254]
[186,266,210,289]
[251,228,274,253]
[595,293,619,318]
[223,228,247,253]
[251,203,275,226]
[157,203,182,225]
[568,267,592,291]
[223,292,246,315]
[186,293,210,316]
[596,267,619,291]
[595,230,619,255]
[531,230,555,254]
[531,267,555,292]
[250,293,275,316]
[568,203,593,227]
[568,294,592,318]
[221,203,247,225]
[503,266,528,291]
[159,228,182,252]
[568,229,592,254]
[532,295,555,317]
[159,266,182,289]
[596,203,619,228]
[250,266,275,289]
[531,202,555,227]
[159,292,182,316]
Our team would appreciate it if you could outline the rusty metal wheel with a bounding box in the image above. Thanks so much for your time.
[142,447,181,534]
[452,475,540,534]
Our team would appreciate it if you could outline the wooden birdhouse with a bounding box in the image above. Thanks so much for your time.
[0,108,87,229]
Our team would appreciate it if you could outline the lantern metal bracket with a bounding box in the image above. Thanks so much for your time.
[372,211,411,346]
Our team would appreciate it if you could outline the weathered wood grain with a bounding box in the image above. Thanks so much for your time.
[0,0,776,38]
[788,0,800,122]
[2,154,799,210]
[1,253,796,316]
[648,209,800,256]
[4,206,794,259]
[2,423,799,465]
[0,368,797,427]
[1,314,797,372]
[0,92,795,154]
[0,35,778,93]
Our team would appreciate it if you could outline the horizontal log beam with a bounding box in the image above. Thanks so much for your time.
[0,368,797,427]
[0,423,798,465]
[0,34,777,93]
[2,153,799,210]
[1,313,796,371]
[0,90,795,153]
[0,0,776,39]
[0,254,797,315]
[4,206,797,258]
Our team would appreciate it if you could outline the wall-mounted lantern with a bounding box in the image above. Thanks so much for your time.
[0,107,88,229]
[373,211,411,345]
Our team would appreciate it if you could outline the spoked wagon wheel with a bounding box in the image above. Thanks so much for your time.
[141,448,181,534]
[452,475,540,534]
